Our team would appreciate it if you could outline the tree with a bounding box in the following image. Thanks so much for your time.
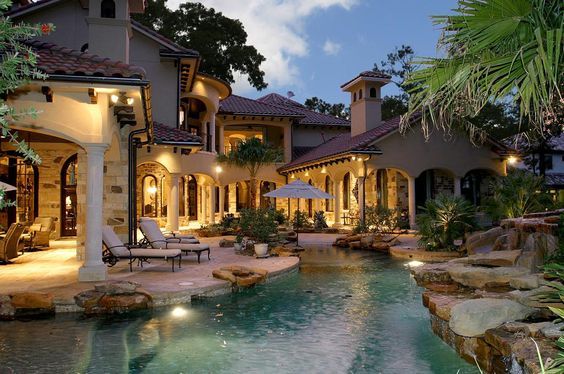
[216,138,283,209]
[133,0,267,90]
[303,97,349,119]
[403,0,563,140]
[0,0,52,208]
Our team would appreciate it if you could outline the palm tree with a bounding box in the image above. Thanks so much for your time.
[216,138,283,209]
[402,0,563,139]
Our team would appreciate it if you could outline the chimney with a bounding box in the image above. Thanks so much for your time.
[341,71,390,137]
[86,0,145,63]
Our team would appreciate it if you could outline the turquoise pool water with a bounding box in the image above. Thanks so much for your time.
[0,247,478,373]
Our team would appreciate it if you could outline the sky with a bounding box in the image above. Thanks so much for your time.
[169,0,458,105]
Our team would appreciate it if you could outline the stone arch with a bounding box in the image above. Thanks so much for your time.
[415,168,456,208]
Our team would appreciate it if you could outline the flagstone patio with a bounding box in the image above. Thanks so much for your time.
[0,236,303,312]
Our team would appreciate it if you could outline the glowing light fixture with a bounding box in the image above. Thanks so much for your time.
[290,173,295,179]
[147,186,157,195]
[321,167,327,174]
[404,260,424,268]
[351,156,356,161]
[215,165,223,173]
[171,306,188,318]
[507,156,518,165]
[110,94,119,104]
[126,97,134,106]
[305,171,309,177]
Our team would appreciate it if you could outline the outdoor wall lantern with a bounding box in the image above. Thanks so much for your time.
[215,165,223,173]
[109,92,134,107]
[147,185,157,195]
[110,91,136,127]
[507,156,518,165]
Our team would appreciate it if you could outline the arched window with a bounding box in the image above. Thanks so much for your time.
[100,0,115,18]
[61,154,78,236]
[187,175,197,220]
[353,92,357,102]
[343,172,350,210]
[325,176,333,212]
[141,175,158,218]
[358,89,363,100]
[370,87,377,98]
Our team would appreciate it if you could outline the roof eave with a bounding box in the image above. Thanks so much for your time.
[279,149,382,174]
[340,76,391,91]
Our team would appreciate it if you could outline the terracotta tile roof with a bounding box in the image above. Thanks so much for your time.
[340,70,392,88]
[258,93,350,127]
[152,122,202,145]
[545,173,564,187]
[219,95,303,117]
[280,116,403,172]
[25,40,146,79]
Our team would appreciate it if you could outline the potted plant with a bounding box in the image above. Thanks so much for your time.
[240,208,277,257]
[234,233,243,252]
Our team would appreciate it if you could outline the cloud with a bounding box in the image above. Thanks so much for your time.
[168,0,357,93]
[323,39,342,55]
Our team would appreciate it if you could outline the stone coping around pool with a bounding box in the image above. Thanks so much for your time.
[0,236,302,318]
[389,246,462,262]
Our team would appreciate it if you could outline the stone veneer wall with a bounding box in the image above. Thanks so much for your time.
[433,170,454,196]
[103,135,129,240]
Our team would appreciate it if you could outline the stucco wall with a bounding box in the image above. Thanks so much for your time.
[292,126,348,148]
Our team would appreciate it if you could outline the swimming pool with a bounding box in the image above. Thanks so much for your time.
[0,246,477,373]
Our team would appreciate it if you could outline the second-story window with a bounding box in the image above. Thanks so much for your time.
[101,0,115,18]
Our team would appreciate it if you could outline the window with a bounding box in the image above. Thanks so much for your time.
[544,154,553,170]
[100,0,115,18]
[370,87,377,97]
[141,175,158,217]
[358,89,363,100]
[343,172,350,210]
[325,176,333,212]
[61,155,77,236]
[353,92,357,102]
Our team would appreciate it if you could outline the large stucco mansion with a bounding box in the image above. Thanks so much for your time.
[3,0,512,281]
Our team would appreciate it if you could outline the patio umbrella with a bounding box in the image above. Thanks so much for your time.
[263,179,334,246]
[0,181,16,192]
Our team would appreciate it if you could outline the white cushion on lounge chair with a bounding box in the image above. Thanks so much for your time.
[129,248,181,258]
[153,242,210,252]
[140,219,205,247]
[139,217,198,242]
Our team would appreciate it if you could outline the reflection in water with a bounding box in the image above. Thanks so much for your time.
[0,246,478,374]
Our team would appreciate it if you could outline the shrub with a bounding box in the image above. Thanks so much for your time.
[417,194,476,251]
[292,210,311,230]
[239,207,277,243]
[365,205,401,234]
[313,211,328,231]
[484,169,554,221]
[270,208,286,225]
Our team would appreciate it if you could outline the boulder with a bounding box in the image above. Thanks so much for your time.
[212,269,237,283]
[450,250,521,267]
[349,241,362,249]
[411,262,453,286]
[540,321,564,340]
[94,281,139,295]
[219,239,234,247]
[371,242,390,252]
[360,235,374,248]
[213,265,268,288]
[95,293,152,314]
[0,295,15,320]
[509,287,564,309]
[9,292,55,318]
[447,264,530,289]
[509,274,541,290]
[449,298,534,337]
[465,227,503,254]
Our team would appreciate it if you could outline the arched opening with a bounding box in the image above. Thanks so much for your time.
[187,175,198,220]
[415,169,455,210]
[353,92,357,102]
[235,181,249,211]
[306,179,313,217]
[141,175,158,218]
[100,0,115,18]
[179,176,186,216]
[370,87,377,98]
[160,176,167,216]
[260,181,276,209]
[60,154,78,236]
[325,176,334,211]
[358,89,363,100]
[462,169,496,206]
[343,172,350,210]
[223,185,229,213]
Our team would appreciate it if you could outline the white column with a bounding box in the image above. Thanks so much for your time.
[333,180,342,227]
[209,115,216,153]
[167,173,180,231]
[454,176,462,197]
[283,125,292,163]
[78,144,108,282]
[218,185,225,219]
[218,124,225,154]
[209,185,216,224]
[408,175,416,229]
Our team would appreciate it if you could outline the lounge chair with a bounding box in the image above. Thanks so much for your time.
[102,225,181,272]
[0,223,26,264]
[139,217,198,242]
[138,219,211,263]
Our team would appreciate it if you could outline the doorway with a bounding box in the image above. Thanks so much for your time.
[60,154,78,236]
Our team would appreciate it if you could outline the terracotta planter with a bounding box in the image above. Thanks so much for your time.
[254,243,269,257]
